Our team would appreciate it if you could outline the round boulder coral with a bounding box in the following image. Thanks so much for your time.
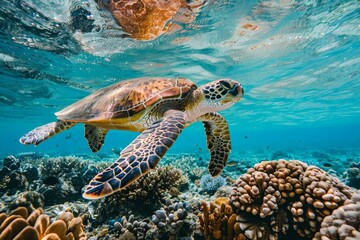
[228,160,354,238]
[314,192,360,240]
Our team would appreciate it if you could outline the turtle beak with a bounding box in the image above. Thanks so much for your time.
[220,84,244,104]
[230,84,244,102]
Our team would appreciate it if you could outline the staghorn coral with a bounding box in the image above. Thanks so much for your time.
[314,192,360,240]
[92,165,188,221]
[199,160,355,240]
[0,206,86,240]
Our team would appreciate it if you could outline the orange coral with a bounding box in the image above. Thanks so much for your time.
[198,198,236,240]
[0,207,86,240]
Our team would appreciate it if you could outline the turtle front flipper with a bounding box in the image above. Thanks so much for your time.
[198,112,231,177]
[84,125,109,153]
[19,120,76,146]
[83,110,186,199]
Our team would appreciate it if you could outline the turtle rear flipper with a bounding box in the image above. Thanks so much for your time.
[84,125,108,153]
[198,112,231,177]
[83,110,186,199]
[19,120,76,146]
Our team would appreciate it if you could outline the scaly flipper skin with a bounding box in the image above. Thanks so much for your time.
[197,112,231,177]
[83,110,186,199]
[84,125,109,153]
[19,120,76,146]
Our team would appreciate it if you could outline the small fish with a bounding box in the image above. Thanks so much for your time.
[244,136,248,139]
[227,161,237,167]
[266,145,269,150]
[111,148,122,155]
[323,163,333,167]
[65,133,72,139]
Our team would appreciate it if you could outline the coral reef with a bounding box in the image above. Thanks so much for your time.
[1,152,359,240]
[33,156,93,205]
[200,174,227,194]
[110,214,153,239]
[345,161,360,189]
[1,191,45,213]
[0,206,86,240]
[0,155,29,195]
[199,160,356,240]
[314,192,360,240]
[0,155,101,206]
[198,198,236,240]
[152,200,197,238]
[91,165,188,221]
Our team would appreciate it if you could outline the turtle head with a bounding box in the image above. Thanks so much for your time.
[198,78,244,110]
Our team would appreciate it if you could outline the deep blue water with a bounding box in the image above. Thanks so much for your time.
[0,0,359,157]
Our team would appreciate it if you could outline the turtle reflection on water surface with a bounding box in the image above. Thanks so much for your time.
[97,0,206,40]
[20,77,244,199]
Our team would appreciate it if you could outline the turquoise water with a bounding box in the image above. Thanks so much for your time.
[1,0,359,156]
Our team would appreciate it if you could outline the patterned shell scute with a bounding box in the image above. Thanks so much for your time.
[55,77,196,121]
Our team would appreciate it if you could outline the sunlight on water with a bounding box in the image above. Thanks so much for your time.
[0,0,359,138]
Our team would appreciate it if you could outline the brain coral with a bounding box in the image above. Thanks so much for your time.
[199,159,355,240]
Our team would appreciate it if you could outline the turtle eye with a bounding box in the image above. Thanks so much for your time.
[219,80,232,89]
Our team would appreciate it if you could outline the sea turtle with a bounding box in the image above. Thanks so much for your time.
[20,77,244,199]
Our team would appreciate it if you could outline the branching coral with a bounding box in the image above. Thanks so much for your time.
[0,206,86,240]
[198,160,355,240]
[198,198,236,240]
[92,165,188,221]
